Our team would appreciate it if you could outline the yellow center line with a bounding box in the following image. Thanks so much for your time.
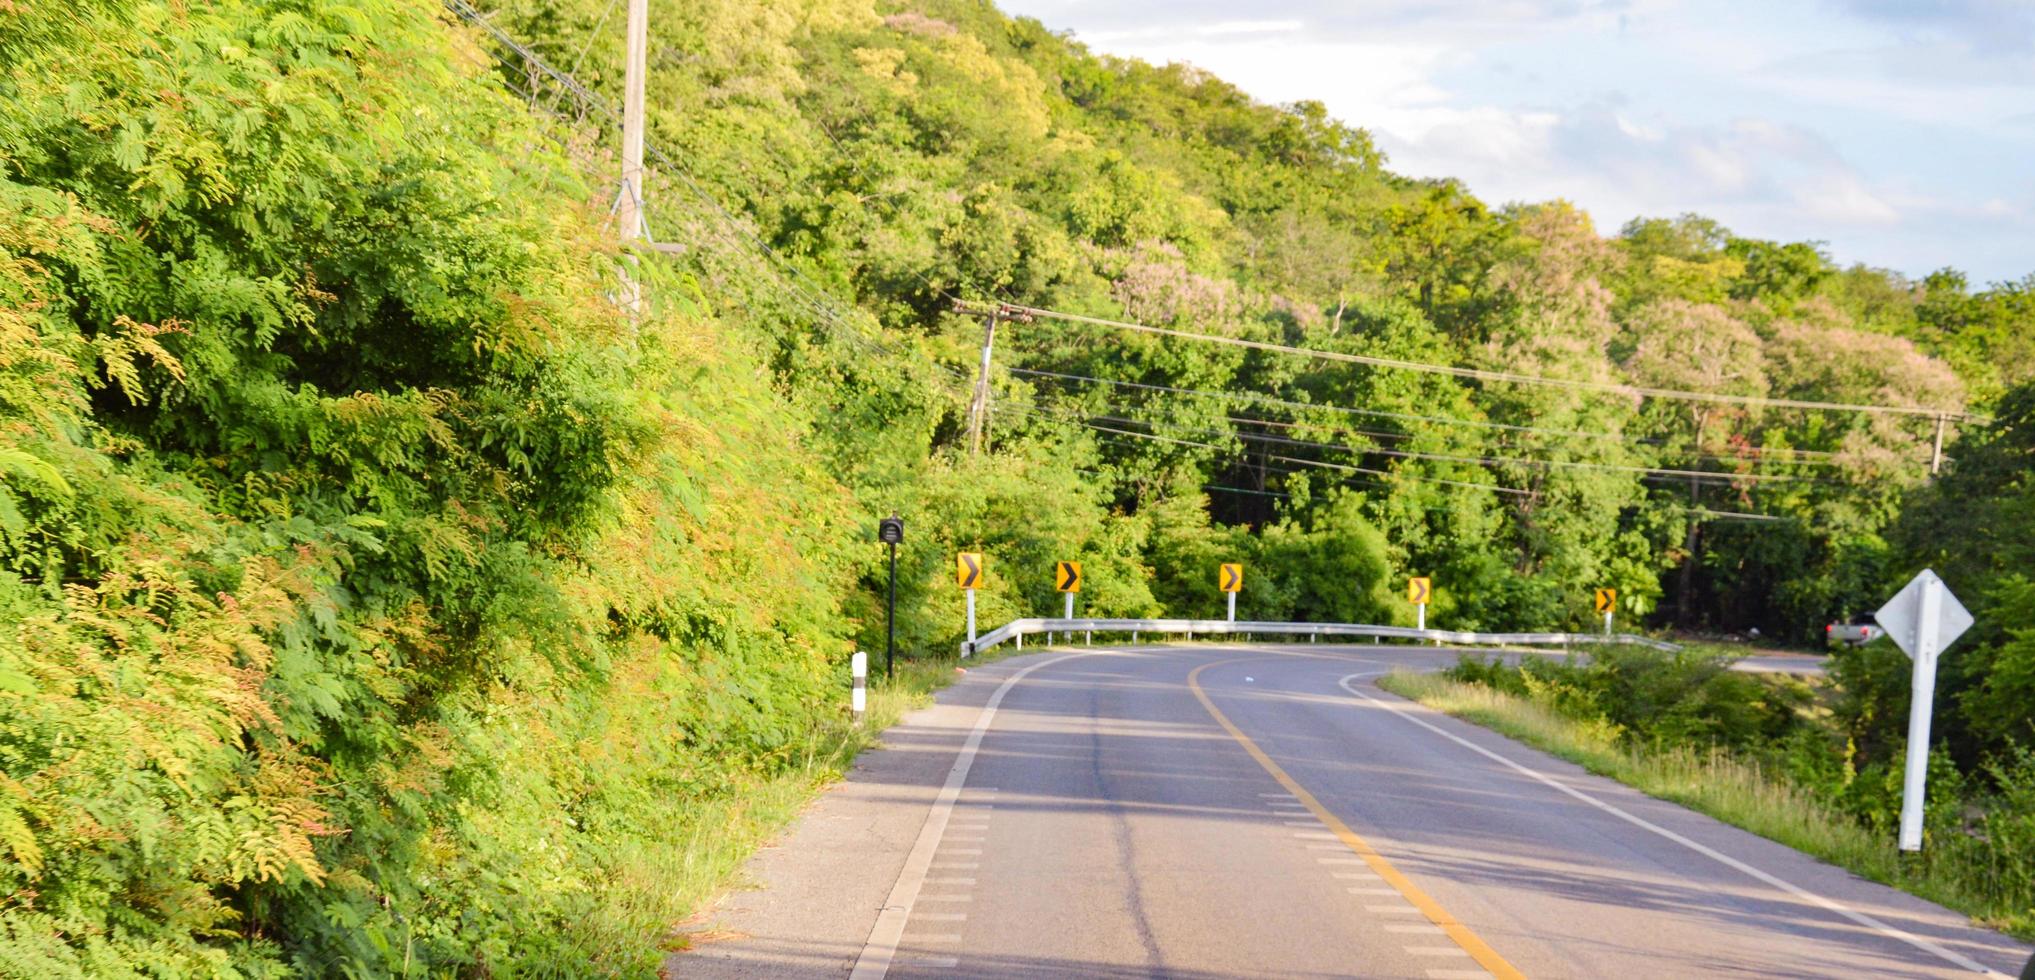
[1187,658,1526,980]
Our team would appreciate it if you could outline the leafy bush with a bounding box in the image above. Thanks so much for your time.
[0,1,856,973]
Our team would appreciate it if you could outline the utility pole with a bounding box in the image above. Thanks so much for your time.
[956,302,1031,455]
[616,0,648,314]
[1930,413,1947,476]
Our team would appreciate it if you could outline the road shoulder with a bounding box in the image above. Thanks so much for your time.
[662,652,1054,978]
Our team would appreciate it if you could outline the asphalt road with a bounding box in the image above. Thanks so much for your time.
[672,644,2031,979]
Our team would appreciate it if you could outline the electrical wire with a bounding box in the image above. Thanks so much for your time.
[997,302,1974,422]
[1019,401,1829,485]
[1008,366,1849,464]
[1024,408,1792,521]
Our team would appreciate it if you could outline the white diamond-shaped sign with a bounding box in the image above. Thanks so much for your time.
[1873,569,1973,661]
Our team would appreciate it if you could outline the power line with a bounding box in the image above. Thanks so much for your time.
[1037,377,1851,472]
[1007,406,1538,498]
[997,302,1973,422]
[1011,366,1622,442]
[1029,409,1792,521]
[1008,366,1849,464]
[1027,401,1828,485]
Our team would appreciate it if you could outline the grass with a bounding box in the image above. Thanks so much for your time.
[1376,669,2031,941]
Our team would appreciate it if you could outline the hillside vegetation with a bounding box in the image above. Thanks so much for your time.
[2,0,2030,973]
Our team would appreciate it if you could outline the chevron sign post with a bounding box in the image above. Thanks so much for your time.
[958,552,983,656]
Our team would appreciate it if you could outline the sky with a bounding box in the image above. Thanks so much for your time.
[995,0,2035,286]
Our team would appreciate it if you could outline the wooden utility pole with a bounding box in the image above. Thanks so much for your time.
[616,0,648,313]
[1929,413,1946,476]
[958,302,1031,455]
[967,310,998,455]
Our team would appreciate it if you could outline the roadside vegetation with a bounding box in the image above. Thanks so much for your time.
[1381,647,2034,939]
[3,0,2031,973]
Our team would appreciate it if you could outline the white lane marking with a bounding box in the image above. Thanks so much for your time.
[1317,857,1366,865]
[1293,831,1339,840]
[1349,887,1401,895]
[917,913,968,921]
[1306,843,1348,850]
[946,836,986,843]
[918,895,972,902]
[1426,970,1492,979]
[850,653,1088,980]
[1368,905,1423,914]
[1259,792,1297,798]
[919,957,959,969]
[941,849,983,855]
[1388,924,1446,934]
[923,877,976,886]
[931,862,978,870]
[1334,872,1382,880]
[1406,947,1472,957]
[1283,820,1321,827]
[1337,672,2011,979]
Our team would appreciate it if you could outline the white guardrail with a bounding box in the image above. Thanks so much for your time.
[959,618,1680,658]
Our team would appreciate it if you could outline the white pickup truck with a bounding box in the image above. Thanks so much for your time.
[1826,616,1879,646]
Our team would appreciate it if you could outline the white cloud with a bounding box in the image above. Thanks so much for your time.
[997,0,2035,280]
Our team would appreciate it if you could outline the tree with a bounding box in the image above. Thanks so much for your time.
[1619,298,1767,625]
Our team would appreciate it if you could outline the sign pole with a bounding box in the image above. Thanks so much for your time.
[1417,604,1425,632]
[1898,577,1945,852]
[879,514,903,680]
[886,538,897,680]
[965,588,977,657]
[1226,590,1236,623]
[1604,611,1613,636]
[1064,591,1074,620]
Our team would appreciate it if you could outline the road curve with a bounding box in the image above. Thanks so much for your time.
[671,644,2031,979]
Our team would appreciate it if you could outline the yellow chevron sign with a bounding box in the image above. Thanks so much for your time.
[1056,561,1082,593]
[956,552,983,589]
[1595,588,1617,614]
[1219,563,1243,593]
[1408,577,1432,605]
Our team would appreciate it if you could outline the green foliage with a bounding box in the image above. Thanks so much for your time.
[1883,382,2035,771]
[1445,650,1807,754]
[1,0,857,973]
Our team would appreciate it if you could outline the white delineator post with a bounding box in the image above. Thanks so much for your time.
[1898,578,1945,852]
[965,588,977,658]
[1226,591,1237,623]
[851,651,867,725]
